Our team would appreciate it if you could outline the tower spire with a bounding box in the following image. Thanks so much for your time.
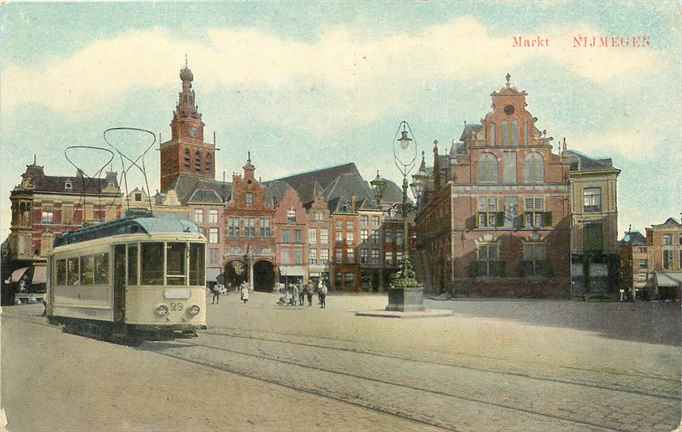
[505,72,511,88]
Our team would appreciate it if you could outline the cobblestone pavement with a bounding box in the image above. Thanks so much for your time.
[3,294,681,431]
[143,292,681,432]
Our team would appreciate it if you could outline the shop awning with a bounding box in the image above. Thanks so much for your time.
[9,267,29,283]
[280,266,305,277]
[32,266,47,284]
[656,272,682,288]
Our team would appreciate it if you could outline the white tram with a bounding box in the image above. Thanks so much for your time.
[46,215,207,342]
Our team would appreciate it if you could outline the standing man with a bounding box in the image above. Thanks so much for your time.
[305,283,313,307]
[240,281,249,304]
[319,278,328,309]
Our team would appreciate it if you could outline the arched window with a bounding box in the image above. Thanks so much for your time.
[183,148,191,168]
[194,151,202,172]
[479,153,499,184]
[487,123,496,146]
[525,152,544,183]
[501,122,510,146]
[511,121,519,147]
[524,121,530,145]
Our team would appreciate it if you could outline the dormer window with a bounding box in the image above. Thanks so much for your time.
[135,193,142,202]
[287,208,296,224]
[64,181,73,191]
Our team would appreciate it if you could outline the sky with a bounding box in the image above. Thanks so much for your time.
[1,1,680,239]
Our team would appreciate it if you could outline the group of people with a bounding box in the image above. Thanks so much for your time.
[210,281,250,304]
[277,279,328,309]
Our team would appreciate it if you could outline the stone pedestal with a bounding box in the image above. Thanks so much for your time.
[385,286,426,312]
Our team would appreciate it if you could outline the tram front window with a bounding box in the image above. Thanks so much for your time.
[166,242,187,286]
[141,243,164,285]
[189,243,205,286]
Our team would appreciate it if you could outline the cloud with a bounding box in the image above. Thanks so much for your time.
[1,17,669,136]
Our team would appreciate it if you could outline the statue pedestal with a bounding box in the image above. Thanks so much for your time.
[385,286,426,312]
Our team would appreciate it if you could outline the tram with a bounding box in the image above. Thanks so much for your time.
[46,214,207,342]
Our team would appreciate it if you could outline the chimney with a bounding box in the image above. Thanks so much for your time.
[351,194,357,210]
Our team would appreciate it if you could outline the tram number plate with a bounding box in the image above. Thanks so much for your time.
[170,303,184,312]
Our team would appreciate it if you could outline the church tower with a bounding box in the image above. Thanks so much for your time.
[160,59,216,192]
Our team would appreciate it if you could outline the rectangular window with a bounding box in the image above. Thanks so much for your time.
[347,248,354,263]
[79,255,95,285]
[384,230,393,244]
[396,251,403,264]
[127,244,138,286]
[141,243,164,285]
[346,221,354,231]
[663,250,673,270]
[189,243,205,286]
[335,231,343,243]
[477,243,500,277]
[194,209,204,224]
[344,272,354,288]
[309,249,317,265]
[62,205,73,225]
[371,230,379,243]
[295,229,302,243]
[385,252,394,266]
[583,188,601,212]
[295,250,303,265]
[335,221,343,231]
[335,272,343,289]
[523,243,545,276]
[94,252,109,285]
[208,228,219,243]
[56,259,67,285]
[246,218,256,238]
[84,204,94,221]
[260,217,271,237]
[396,231,404,246]
[308,229,317,244]
[663,235,672,246]
[371,249,380,263]
[283,230,291,243]
[638,259,648,269]
[208,209,219,224]
[209,248,219,265]
[584,223,603,252]
[525,197,546,228]
[166,242,187,286]
[287,208,296,224]
[319,229,328,244]
[320,248,329,264]
[280,250,289,265]
[346,232,354,245]
[478,197,501,227]
[245,193,254,207]
[335,248,343,263]
[372,216,380,227]
[360,249,368,264]
[67,257,79,285]
[228,218,240,238]
[41,208,54,224]
[360,229,368,241]
[361,215,368,227]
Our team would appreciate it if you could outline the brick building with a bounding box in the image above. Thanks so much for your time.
[618,230,649,299]
[159,60,216,192]
[645,217,682,300]
[4,159,122,304]
[416,76,578,297]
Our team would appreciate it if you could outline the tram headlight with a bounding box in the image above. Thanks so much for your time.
[188,305,201,316]
[155,304,169,317]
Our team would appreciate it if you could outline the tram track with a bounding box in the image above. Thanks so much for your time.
[200,326,680,400]
[144,336,652,432]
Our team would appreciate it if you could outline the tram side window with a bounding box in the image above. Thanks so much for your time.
[189,243,205,286]
[166,242,187,286]
[56,259,67,285]
[127,244,138,286]
[67,257,79,285]
[94,252,109,285]
[80,255,95,285]
[141,243,164,285]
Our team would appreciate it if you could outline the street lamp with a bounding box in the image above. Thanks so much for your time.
[370,170,387,206]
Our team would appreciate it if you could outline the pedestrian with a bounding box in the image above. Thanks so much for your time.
[319,279,328,309]
[212,283,223,304]
[299,283,306,306]
[291,283,299,306]
[306,284,313,306]
[240,282,249,304]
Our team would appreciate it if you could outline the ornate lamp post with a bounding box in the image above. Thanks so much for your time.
[384,121,424,312]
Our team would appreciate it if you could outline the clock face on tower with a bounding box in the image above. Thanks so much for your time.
[189,127,198,138]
